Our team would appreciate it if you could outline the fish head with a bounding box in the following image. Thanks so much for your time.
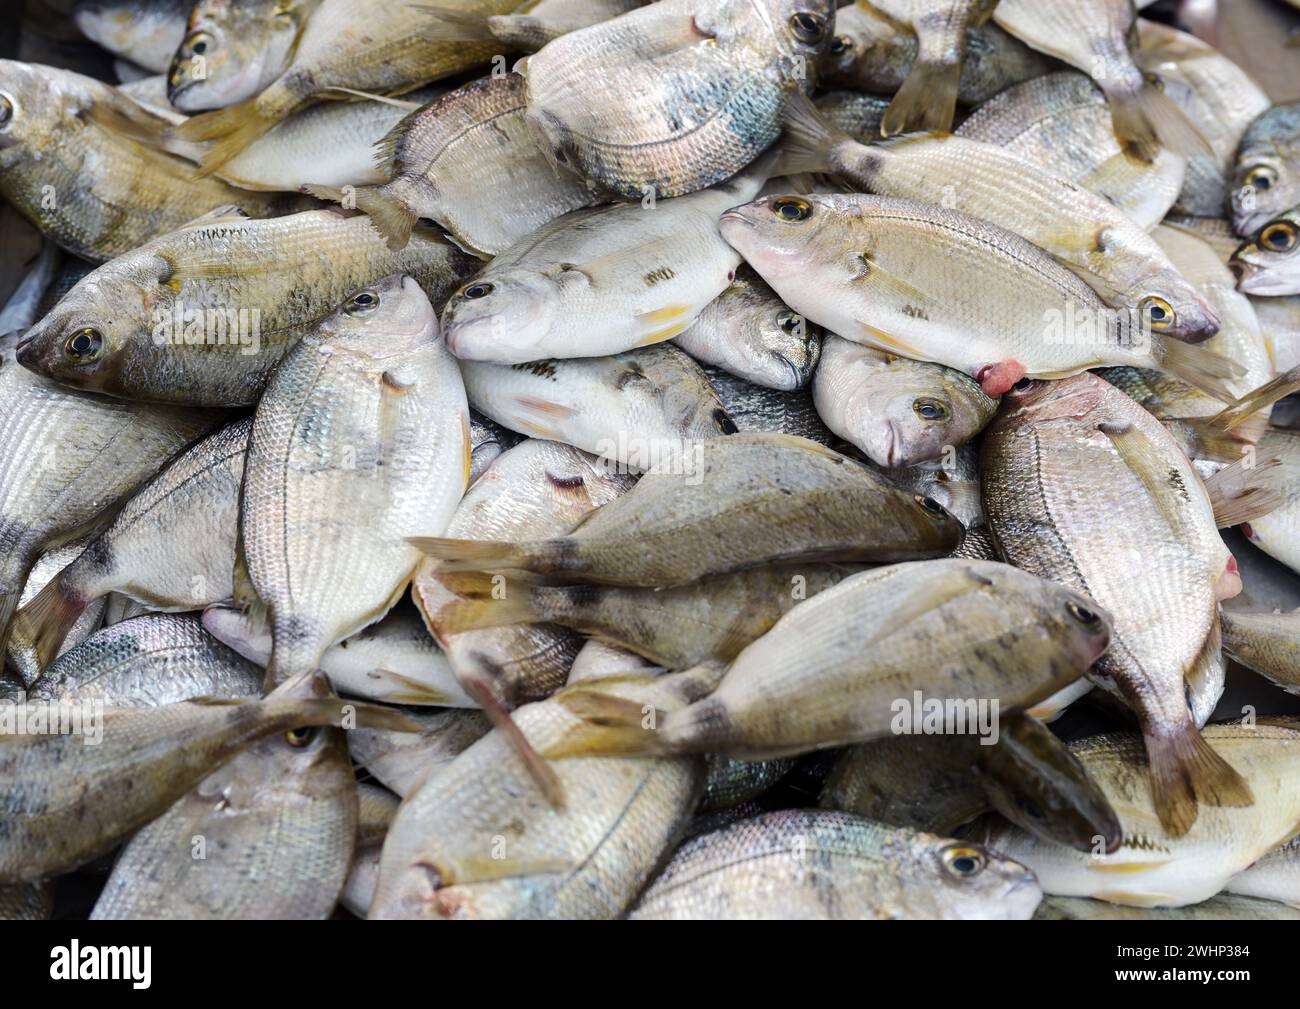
[659,364,740,443]
[764,0,837,68]
[1126,273,1221,344]
[1230,211,1300,297]
[440,268,560,362]
[918,836,1042,920]
[1043,583,1114,675]
[719,193,840,284]
[855,363,997,468]
[314,275,438,356]
[905,471,985,530]
[1231,154,1294,239]
[168,0,298,112]
[0,61,86,160]
[723,275,824,390]
[820,0,906,91]
[974,714,1123,855]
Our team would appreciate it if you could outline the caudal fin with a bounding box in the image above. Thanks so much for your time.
[881,59,960,137]
[1103,77,1212,164]
[1203,453,1295,528]
[776,93,843,177]
[425,571,541,633]
[9,576,88,676]
[301,183,419,251]
[412,5,497,43]
[1146,717,1253,837]
[1181,365,1300,462]
[542,681,672,758]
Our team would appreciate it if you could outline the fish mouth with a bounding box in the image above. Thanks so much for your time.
[718,209,755,231]
[14,332,37,365]
[772,353,803,391]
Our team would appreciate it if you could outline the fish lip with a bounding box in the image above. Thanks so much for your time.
[773,353,803,391]
[1005,871,1039,896]
[718,209,754,230]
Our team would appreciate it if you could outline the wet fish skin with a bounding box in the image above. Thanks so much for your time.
[418,0,645,53]
[700,755,795,812]
[814,91,890,145]
[1226,834,1300,908]
[242,275,469,686]
[468,411,521,484]
[520,0,835,199]
[347,707,491,797]
[1239,429,1300,573]
[1232,209,1300,297]
[813,334,996,468]
[27,613,263,707]
[702,366,835,445]
[1221,608,1300,695]
[17,209,478,407]
[1036,893,1300,920]
[627,809,1042,920]
[75,0,190,73]
[1231,103,1300,238]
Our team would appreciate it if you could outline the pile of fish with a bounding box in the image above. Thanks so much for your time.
[1,0,1299,921]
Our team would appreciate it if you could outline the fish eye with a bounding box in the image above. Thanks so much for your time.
[713,408,738,435]
[1066,599,1102,629]
[789,11,828,44]
[771,196,812,222]
[0,93,13,128]
[1020,799,1044,820]
[1142,72,1165,91]
[1138,295,1175,331]
[942,846,986,878]
[912,397,949,422]
[915,494,948,518]
[345,289,380,315]
[461,282,494,300]
[829,34,853,56]
[186,31,213,55]
[284,726,317,748]
[776,310,803,335]
[64,327,103,359]
[1244,166,1275,192]
[1260,220,1298,253]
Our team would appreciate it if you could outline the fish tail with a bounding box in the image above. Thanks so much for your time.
[1156,339,1243,404]
[411,5,497,43]
[776,92,843,176]
[407,535,552,574]
[9,576,87,675]
[302,182,419,251]
[174,83,300,175]
[1203,453,1295,528]
[542,680,677,758]
[1102,77,1211,164]
[881,59,960,137]
[1183,364,1300,463]
[426,571,541,633]
[1146,718,1253,837]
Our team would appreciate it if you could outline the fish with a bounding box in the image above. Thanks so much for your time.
[566,638,657,684]
[430,563,860,670]
[440,161,768,362]
[468,411,521,484]
[866,0,999,137]
[412,439,634,706]
[1232,209,1300,296]
[174,0,520,173]
[823,1,1056,110]
[1220,607,1300,695]
[1134,19,1272,220]
[543,559,1112,761]
[16,208,478,406]
[74,0,190,73]
[778,97,1221,343]
[411,433,964,588]
[982,724,1300,907]
[626,809,1042,920]
[981,372,1256,837]
[884,443,986,531]
[955,71,1187,231]
[201,605,474,707]
[1239,430,1300,573]
[348,707,491,797]
[304,74,598,256]
[12,417,250,675]
[518,0,834,199]
[813,334,997,468]
[0,332,218,663]
[90,671,358,919]
[415,0,645,53]
[0,61,299,263]
[1036,893,1300,920]
[369,671,705,919]
[1254,296,1300,375]
[6,538,107,686]
[167,0,323,112]
[1231,103,1300,238]
[26,613,263,707]
[459,345,735,470]
[702,366,835,444]
[992,0,1207,163]
[673,265,822,391]
[1226,834,1300,908]
[240,275,468,686]
[720,193,1238,399]
[0,670,417,882]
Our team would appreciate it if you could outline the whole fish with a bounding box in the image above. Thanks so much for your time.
[1226,835,1300,907]
[440,163,767,362]
[780,97,1220,343]
[1221,607,1300,695]
[0,61,294,263]
[673,266,821,391]
[813,335,997,468]
[993,0,1205,163]
[175,0,520,173]
[369,671,705,919]
[519,0,834,199]
[430,563,859,670]
[12,417,250,674]
[413,433,964,587]
[416,0,646,53]
[866,0,998,136]
[1134,20,1271,220]
[627,809,1042,920]
[1232,103,1300,238]
[544,559,1112,760]
[702,366,836,445]
[305,75,598,256]
[720,193,1237,399]
[241,276,468,686]
[982,373,1253,837]
[0,332,217,662]
[1232,209,1300,296]
[1037,893,1300,920]
[983,725,1300,907]
[955,71,1186,231]
[201,606,473,707]
[348,707,491,797]
[91,673,357,920]
[167,0,323,112]
[17,208,477,407]
[823,2,1055,109]
[27,613,263,706]
[7,539,107,685]
[413,439,633,706]
[460,345,734,470]
[0,670,415,882]
[74,0,190,73]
